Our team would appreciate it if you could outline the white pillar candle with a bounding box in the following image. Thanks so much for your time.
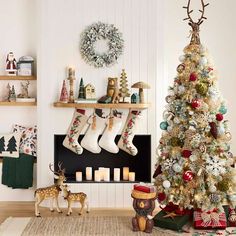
[76,171,82,181]
[94,170,101,182]
[114,168,120,182]
[123,167,129,181]
[99,167,105,181]
[86,167,92,181]
[128,172,135,181]
[104,168,110,182]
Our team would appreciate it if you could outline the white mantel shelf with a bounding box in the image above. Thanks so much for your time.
[53,102,150,109]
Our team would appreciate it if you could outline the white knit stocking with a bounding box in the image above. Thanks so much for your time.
[99,111,122,153]
[63,109,88,155]
[81,110,106,154]
[118,110,141,156]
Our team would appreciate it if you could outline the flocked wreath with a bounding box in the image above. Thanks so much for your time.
[80,22,124,68]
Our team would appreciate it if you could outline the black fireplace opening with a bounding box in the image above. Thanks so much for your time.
[54,134,151,183]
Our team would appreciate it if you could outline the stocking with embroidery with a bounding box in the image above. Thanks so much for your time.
[99,110,122,153]
[63,109,88,155]
[81,109,106,154]
[118,110,141,156]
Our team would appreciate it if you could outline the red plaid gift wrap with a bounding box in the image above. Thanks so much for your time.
[133,184,156,193]
[194,210,227,229]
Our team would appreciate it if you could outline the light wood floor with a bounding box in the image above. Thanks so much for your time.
[0,202,136,224]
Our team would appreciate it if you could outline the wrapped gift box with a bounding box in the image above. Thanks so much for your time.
[154,209,191,231]
[133,183,156,193]
[193,210,227,229]
[223,205,236,227]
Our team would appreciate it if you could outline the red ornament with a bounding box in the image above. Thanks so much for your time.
[216,113,224,121]
[191,99,201,109]
[189,72,197,81]
[209,122,218,139]
[183,171,194,182]
[182,150,192,158]
[157,192,166,202]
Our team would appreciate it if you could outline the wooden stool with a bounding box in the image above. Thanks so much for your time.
[131,190,157,233]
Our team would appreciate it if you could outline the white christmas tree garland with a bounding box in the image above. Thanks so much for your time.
[80,22,124,68]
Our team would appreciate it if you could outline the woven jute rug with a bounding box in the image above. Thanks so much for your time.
[1,216,235,236]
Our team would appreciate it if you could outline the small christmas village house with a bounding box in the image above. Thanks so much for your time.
[85,84,96,99]
[17,56,34,76]
[131,93,139,104]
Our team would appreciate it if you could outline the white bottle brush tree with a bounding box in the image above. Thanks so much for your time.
[154,0,236,212]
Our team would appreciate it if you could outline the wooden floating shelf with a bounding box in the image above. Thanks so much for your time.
[53,102,150,109]
[0,75,36,80]
[0,101,37,106]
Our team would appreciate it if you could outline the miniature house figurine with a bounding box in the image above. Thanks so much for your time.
[85,84,96,99]
[17,56,34,76]
[131,82,150,103]
[131,93,140,104]
[6,52,17,75]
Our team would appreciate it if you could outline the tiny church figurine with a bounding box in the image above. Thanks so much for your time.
[6,52,17,75]
[85,84,96,100]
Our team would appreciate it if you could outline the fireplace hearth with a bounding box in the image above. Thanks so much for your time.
[54,135,151,183]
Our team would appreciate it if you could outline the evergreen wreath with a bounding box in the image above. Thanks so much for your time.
[80,22,124,68]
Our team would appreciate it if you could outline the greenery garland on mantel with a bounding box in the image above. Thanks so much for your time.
[80,22,124,68]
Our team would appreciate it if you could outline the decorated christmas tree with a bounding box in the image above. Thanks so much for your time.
[78,78,85,99]
[119,69,130,103]
[6,136,17,153]
[59,80,68,103]
[0,137,5,153]
[154,0,236,217]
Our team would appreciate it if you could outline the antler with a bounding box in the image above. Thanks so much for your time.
[49,163,60,175]
[58,161,65,173]
[183,0,209,25]
[183,0,209,45]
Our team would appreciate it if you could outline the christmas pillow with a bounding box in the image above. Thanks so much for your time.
[12,124,37,157]
[0,133,21,158]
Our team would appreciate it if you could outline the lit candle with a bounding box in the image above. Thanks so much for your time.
[114,168,120,182]
[94,170,101,182]
[99,167,105,181]
[86,167,92,181]
[128,172,135,182]
[76,171,82,181]
[104,168,110,181]
[123,167,129,181]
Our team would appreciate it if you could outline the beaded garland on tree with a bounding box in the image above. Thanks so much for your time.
[154,2,236,212]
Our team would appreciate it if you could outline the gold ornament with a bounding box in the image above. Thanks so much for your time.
[196,83,208,96]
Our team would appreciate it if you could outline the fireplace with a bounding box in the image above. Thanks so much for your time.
[54,134,151,183]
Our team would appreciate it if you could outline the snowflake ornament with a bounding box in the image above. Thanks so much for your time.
[205,155,226,177]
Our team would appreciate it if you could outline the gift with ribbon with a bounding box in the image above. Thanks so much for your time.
[194,210,227,229]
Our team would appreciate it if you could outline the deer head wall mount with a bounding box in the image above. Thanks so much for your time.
[183,0,209,45]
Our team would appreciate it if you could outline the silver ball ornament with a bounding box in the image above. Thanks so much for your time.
[163,180,171,189]
[199,57,208,66]
[179,55,186,62]
[209,185,217,193]
[172,163,182,173]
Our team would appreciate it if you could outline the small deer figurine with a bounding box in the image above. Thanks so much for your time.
[60,184,89,216]
[18,81,30,98]
[34,162,66,217]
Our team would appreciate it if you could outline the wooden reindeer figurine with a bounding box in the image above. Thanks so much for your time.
[34,162,66,217]
[60,184,89,216]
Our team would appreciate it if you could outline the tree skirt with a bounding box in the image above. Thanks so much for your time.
[0,216,235,236]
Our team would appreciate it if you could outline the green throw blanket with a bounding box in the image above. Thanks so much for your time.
[2,153,34,189]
